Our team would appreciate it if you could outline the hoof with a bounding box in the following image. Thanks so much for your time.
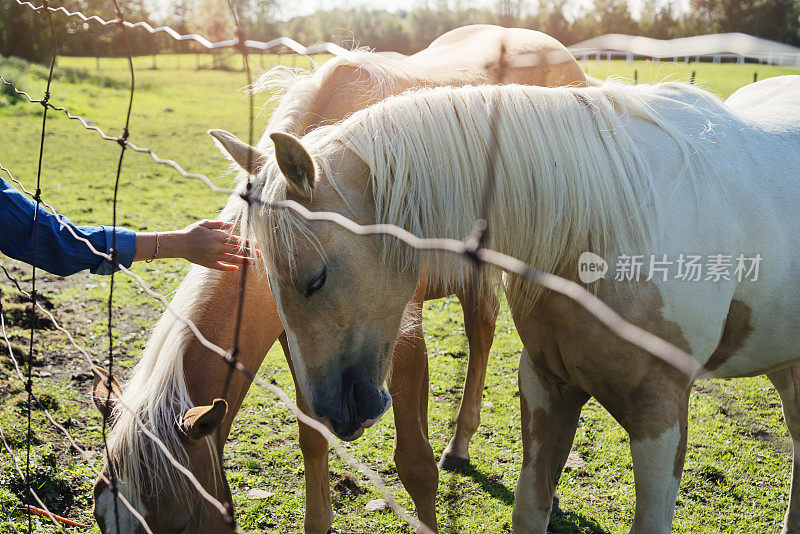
[438,453,469,472]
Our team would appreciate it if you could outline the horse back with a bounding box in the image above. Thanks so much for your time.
[280,26,587,136]
[407,25,586,87]
[652,78,800,377]
[725,75,800,129]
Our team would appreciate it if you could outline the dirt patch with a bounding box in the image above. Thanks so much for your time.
[0,289,57,330]
[333,473,366,497]
[0,259,161,386]
[0,257,166,506]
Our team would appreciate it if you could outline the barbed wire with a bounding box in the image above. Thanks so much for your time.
[0,74,234,194]
[2,1,708,532]
[0,420,67,534]
[0,258,427,532]
[12,0,352,54]
[0,86,701,377]
[0,285,154,533]
[0,117,700,531]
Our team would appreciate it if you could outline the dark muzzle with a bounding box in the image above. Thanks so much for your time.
[313,366,390,439]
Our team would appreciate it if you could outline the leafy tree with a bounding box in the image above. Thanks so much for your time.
[588,0,639,35]
[3,0,800,62]
[639,0,679,39]
[0,1,54,62]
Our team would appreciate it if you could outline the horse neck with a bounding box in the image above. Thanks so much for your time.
[338,85,661,306]
[270,61,419,137]
[176,266,284,440]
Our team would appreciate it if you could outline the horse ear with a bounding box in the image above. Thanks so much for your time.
[270,132,316,198]
[208,129,266,176]
[180,399,228,442]
[92,366,123,420]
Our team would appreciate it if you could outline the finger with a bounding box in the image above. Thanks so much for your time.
[207,261,240,272]
[218,232,244,245]
[217,253,255,264]
[213,230,246,247]
[202,220,235,231]
[218,242,257,256]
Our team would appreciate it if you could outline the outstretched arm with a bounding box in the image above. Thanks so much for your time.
[133,220,254,272]
[1,176,254,276]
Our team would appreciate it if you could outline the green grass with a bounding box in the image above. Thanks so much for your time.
[580,58,800,97]
[0,54,798,532]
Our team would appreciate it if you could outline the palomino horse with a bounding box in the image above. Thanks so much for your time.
[91,25,586,533]
[229,77,800,533]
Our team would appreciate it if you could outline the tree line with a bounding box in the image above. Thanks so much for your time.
[2,0,799,63]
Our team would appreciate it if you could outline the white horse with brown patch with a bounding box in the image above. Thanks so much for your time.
[222,76,800,533]
[92,25,586,534]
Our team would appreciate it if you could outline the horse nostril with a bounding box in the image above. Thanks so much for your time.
[342,367,382,421]
[352,376,375,407]
[311,367,385,439]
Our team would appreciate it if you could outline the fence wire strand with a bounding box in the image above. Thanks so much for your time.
[12,0,353,54]
[0,73,235,194]
[1,2,708,532]
[21,0,58,532]
[97,0,136,530]
[0,421,67,534]
[0,290,153,533]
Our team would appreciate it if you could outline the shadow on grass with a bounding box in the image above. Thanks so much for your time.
[442,464,607,533]
[460,463,515,505]
[548,504,609,534]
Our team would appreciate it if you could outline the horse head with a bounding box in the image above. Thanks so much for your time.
[213,129,417,441]
[90,367,235,533]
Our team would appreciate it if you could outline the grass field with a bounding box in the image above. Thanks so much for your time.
[0,53,799,533]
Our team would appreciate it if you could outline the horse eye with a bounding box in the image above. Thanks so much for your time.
[306,267,327,297]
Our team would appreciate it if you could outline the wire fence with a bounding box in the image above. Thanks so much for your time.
[0,2,704,532]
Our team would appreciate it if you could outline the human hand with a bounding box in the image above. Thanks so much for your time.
[172,220,257,271]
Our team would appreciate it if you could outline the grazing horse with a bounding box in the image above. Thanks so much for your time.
[91,25,586,533]
[227,77,800,533]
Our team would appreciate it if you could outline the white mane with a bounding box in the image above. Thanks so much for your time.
[220,48,412,223]
[248,82,728,305]
[252,48,410,141]
[106,267,220,504]
[107,48,414,507]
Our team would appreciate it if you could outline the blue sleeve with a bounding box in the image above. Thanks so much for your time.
[0,176,137,276]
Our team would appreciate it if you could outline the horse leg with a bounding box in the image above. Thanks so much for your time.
[389,290,439,532]
[439,288,498,472]
[603,377,689,534]
[767,365,800,534]
[513,349,589,533]
[280,333,333,534]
